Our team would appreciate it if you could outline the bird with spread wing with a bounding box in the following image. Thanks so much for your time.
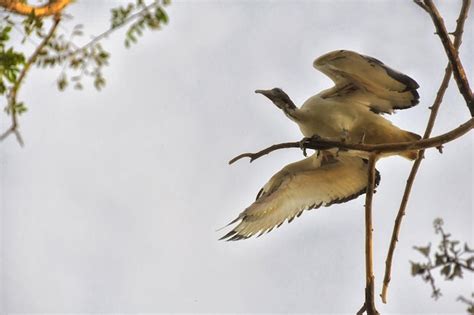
[221,50,420,241]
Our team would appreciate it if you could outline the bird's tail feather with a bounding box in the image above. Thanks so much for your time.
[400,131,421,160]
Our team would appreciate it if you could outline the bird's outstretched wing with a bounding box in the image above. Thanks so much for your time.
[220,155,380,241]
[314,50,419,114]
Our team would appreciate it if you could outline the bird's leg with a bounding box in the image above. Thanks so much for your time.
[299,135,321,157]
[299,138,309,157]
[330,129,352,157]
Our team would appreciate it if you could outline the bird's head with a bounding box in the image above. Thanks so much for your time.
[255,88,295,110]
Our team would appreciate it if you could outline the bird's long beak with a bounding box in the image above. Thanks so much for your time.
[255,89,274,101]
[255,89,271,96]
[254,88,297,116]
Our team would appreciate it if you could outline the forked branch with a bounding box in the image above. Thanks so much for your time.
[0,15,61,145]
[381,0,471,303]
[423,0,474,116]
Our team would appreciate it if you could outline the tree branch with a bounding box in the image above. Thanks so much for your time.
[358,153,379,315]
[229,117,474,164]
[413,0,430,12]
[64,1,165,58]
[380,0,471,303]
[0,0,71,17]
[0,15,61,145]
[422,0,474,116]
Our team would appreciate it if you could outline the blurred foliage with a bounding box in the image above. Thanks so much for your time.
[0,0,170,141]
[411,218,474,313]
[0,24,25,96]
[458,294,474,315]
[35,26,110,91]
[112,0,170,47]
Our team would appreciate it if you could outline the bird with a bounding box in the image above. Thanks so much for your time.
[220,152,380,241]
[255,49,421,160]
[221,50,420,241]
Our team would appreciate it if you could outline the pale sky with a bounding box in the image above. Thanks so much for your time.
[1,0,473,314]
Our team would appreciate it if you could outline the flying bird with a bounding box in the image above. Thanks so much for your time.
[221,50,420,241]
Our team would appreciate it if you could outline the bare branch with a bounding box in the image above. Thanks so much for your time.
[0,0,71,17]
[229,141,302,164]
[422,0,474,116]
[0,15,61,145]
[381,0,471,303]
[229,118,474,164]
[359,154,379,315]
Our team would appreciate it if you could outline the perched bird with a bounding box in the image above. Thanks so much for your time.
[221,50,420,241]
[256,50,421,159]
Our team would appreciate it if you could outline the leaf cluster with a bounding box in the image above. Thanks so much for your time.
[458,294,474,315]
[0,25,25,95]
[0,1,171,144]
[411,218,474,305]
[111,0,170,47]
[35,27,110,91]
[22,12,44,42]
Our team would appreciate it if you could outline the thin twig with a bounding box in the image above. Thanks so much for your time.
[229,117,474,164]
[413,0,430,12]
[380,0,471,303]
[0,15,61,145]
[64,1,164,58]
[359,154,379,315]
[356,303,367,315]
[423,0,474,116]
[425,255,442,299]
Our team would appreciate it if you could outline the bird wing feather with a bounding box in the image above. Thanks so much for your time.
[220,155,380,241]
[313,50,419,114]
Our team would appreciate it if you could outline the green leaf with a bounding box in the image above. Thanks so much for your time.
[466,256,474,268]
[440,264,451,278]
[433,218,444,233]
[410,261,426,276]
[57,74,68,91]
[0,79,5,94]
[156,7,168,24]
[12,102,27,115]
[434,253,445,266]
[414,244,431,258]
[448,263,463,280]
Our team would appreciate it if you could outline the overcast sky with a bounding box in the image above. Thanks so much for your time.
[1,0,473,314]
